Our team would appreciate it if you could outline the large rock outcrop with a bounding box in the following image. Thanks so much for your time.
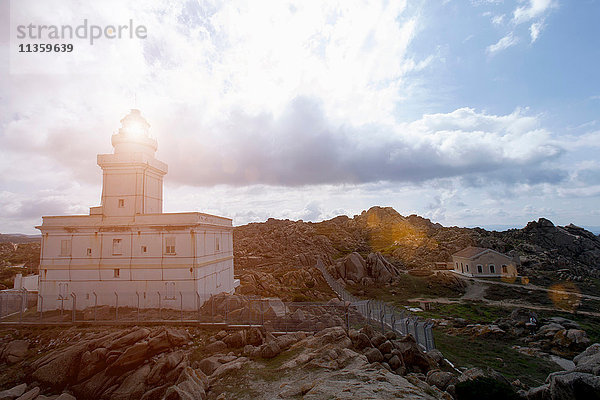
[526,343,600,399]
[329,252,401,285]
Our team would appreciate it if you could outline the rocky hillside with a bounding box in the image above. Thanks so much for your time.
[2,206,599,296]
[234,206,600,277]
[0,234,40,244]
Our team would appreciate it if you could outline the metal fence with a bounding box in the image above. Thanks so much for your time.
[1,265,435,352]
[0,290,38,322]
[0,290,370,335]
[316,259,436,351]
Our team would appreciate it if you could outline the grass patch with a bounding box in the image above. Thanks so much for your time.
[483,285,554,306]
[420,302,512,324]
[209,346,304,399]
[209,363,261,398]
[349,273,464,305]
[254,346,303,377]
[577,298,600,314]
[527,273,600,298]
[434,330,561,388]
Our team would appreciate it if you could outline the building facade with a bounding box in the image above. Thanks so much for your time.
[36,110,237,311]
[451,246,518,278]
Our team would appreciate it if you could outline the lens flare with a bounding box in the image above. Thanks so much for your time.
[548,282,581,312]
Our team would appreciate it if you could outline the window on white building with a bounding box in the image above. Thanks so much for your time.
[86,248,92,256]
[60,239,71,256]
[165,282,176,299]
[114,268,120,278]
[502,265,508,273]
[490,264,496,274]
[477,265,483,273]
[466,264,469,272]
[215,237,220,252]
[118,199,125,208]
[141,245,147,253]
[112,239,123,255]
[165,236,176,255]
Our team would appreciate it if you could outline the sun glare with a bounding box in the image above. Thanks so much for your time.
[124,121,146,137]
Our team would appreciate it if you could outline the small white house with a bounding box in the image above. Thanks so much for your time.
[36,110,238,311]
[451,246,518,278]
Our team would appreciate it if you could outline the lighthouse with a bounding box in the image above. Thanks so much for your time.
[36,110,238,311]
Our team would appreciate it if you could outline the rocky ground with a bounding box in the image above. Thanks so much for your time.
[443,308,592,359]
[2,207,600,398]
[1,321,598,400]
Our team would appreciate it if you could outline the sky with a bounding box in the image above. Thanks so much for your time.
[1,0,599,234]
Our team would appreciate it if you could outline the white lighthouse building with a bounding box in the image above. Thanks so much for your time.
[36,110,237,311]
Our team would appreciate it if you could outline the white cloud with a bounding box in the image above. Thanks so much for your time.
[553,130,600,151]
[513,0,556,24]
[1,0,599,232]
[486,32,519,54]
[492,14,505,25]
[529,20,545,42]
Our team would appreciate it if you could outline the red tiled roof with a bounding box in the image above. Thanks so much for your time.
[452,246,488,259]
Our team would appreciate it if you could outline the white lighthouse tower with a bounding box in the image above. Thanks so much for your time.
[95,109,167,217]
[36,110,238,311]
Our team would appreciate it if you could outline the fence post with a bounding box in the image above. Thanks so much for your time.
[39,294,43,321]
[413,319,420,345]
[211,295,215,322]
[429,322,436,351]
[71,293,76,323]
[345,304,350,332]
[196,292,201,322]
[19,289,25,323]
[422,321,434,351]
[284,304,288,334]
[93,292,97,321]
[248,299,252,328]
[158,292,162,320]
[260,298,264,326]
[136,292,140,322]
[115,292,119,321]
[180,292,183,322]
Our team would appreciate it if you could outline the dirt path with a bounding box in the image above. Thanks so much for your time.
[461,281,488,301]
[464,276,600,301]
[406,295,600,318]
[429,269,600,302]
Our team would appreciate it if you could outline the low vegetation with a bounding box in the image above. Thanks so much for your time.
[434,330,560,388]
[348,273,465,305]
